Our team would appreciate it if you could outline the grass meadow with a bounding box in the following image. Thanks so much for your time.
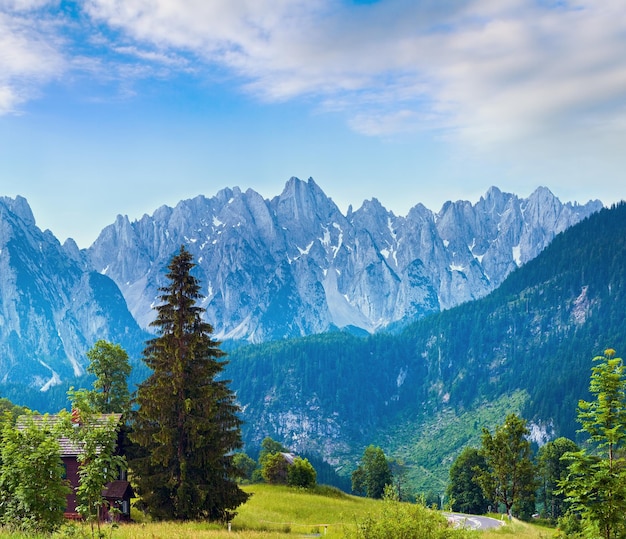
[0,484,556,538]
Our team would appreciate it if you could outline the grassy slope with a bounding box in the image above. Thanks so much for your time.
[0,484,553,538]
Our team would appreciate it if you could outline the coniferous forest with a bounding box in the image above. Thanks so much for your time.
[225,202,626,487]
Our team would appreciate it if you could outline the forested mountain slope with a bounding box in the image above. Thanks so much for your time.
[226,202,626,481]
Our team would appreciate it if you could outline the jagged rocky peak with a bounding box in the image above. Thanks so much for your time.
[0,195,36,227]
[273,177,342,226]
[0,196,146,390]
[87,178,603,343]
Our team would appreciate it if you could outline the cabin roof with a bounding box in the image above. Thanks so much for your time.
[102,480,134,500]
[16,413,123,457]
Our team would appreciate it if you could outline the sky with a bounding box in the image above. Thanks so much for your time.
[1,0,625,247]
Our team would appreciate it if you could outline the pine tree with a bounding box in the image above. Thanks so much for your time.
[130,245,249,521]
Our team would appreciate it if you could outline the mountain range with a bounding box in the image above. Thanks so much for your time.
[0,196,146,395]
[0,178,616,493]
[225,201,626,492]
[87,177,601,343]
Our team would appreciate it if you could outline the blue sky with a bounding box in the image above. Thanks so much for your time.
[1,0,625,247]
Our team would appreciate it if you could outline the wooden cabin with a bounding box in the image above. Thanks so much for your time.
[17,413,134,521]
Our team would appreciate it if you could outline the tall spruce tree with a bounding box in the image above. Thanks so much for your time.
[130,245,249,521]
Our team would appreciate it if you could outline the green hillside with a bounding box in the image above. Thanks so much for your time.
[226,202,626,492]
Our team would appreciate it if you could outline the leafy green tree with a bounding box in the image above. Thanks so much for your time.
[447,446,490,515]
[258,437,288,465]
[261,452,289,484]
[257,437,289,483]
[66,390,127,539]
[537,437,578,520]
[232,452,257,483]
[351,445,393,499]
[0,414,70,534]
[559,349,626,539]
[0,398,28,423]
[86,340,132,414]
[130,245,249,521]
[475,414,536,518]
[288,457,317,489]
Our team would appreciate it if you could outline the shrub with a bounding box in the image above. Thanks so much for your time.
[345,497,471,539]
[288,457,316,489]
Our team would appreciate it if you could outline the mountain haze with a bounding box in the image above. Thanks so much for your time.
[88,178,602,343]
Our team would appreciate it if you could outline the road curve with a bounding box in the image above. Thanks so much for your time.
[445,513,505,530]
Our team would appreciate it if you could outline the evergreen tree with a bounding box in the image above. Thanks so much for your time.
[475,414,536,519]
[559,349,626,539]
[447,446,490,515]
[86,340,132,414]
[130,245,248,521]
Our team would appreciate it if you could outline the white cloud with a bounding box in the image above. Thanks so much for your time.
[3,0,626,150]
[78,0,626,147]
[0,5,64,114]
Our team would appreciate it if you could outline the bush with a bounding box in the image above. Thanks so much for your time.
[345,497,471,539]
[261,453,289,484]
[288,457,316,489]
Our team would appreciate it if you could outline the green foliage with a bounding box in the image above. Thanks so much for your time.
[130,245,249,521]
[232,452,257,482]
[0,399,29,424]
[537,437,578,520]
[302,452,352,492]
[447,446,490,515]
[85,340,132,414]
[287,457,317,489]
[352,446,392,499]
[387,458,412,502]
[223,203,626,499]
[64,393,126,539]
[476,414,536,518]
[386,391,528,495]
[0,414,70,534]
[559,349,626,539]
[258,436,288,467]
[261,452,289,485]
[344,496,472,539]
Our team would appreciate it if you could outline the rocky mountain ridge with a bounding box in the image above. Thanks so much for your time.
[0,196,146,391]
[88,177,602,342]
[0,180,603,391]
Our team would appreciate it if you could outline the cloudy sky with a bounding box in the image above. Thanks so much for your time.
[1,0,625,247]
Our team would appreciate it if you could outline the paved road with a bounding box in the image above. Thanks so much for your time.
[445,513,505,530]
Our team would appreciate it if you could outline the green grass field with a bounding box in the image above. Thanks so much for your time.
[0,484,555,538]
